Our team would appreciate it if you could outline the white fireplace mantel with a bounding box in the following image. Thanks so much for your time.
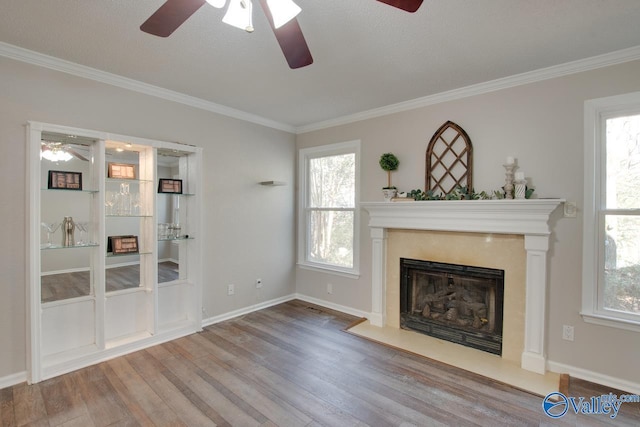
[361,199,564,375]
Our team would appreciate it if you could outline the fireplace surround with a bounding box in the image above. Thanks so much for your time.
[361,199,564,374]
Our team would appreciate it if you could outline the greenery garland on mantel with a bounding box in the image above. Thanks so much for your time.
[406,186,535,201]
[377,152,535,200]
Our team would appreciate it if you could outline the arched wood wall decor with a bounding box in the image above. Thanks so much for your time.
[426,121,473,195]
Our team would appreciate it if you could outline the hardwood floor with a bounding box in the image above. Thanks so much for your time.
[2,300,639,426]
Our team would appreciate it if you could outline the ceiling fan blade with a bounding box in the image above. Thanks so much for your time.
[140,0,207,37]
[376,0,423,13]
[258,0,313,69]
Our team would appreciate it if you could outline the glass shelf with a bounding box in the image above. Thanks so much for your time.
[157,192,195,197]
[41,188,98,194]
[106,250,152,258]
[158,236,195,241]
[106,214,153,218]
[106,178,153,184]
[41,243,99,250]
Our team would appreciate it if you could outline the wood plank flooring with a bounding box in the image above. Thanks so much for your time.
[2,300,639,426]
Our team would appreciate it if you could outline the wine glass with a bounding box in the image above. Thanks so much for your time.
[41,221,60,247]
[75,221,88,245]
[132,193,142,216]
[105,191,116,215]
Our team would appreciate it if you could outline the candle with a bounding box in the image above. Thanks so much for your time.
[506,156,515,165]
[515,171,525,181]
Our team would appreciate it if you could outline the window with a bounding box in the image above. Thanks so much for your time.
[298,141,360,276]
[583,92,640,331]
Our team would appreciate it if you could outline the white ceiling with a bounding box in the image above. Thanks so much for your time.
[2,0,640,130]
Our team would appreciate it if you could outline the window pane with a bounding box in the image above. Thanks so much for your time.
[603,215,640,314]
[309,210,354,268]
[605,115,640,209]
[309,153,355,208]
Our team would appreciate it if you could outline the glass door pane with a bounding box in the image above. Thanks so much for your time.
[40,136,96,302]
[157,149,189,283]
[105,143,141,291]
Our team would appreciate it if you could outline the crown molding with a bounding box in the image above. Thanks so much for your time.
[0,42,295,134]
[296,45,640,134]
[3,41,639,136]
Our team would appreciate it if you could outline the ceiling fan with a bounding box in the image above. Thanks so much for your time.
[40,133,100,162]
[41,141,89,162]
[140,0,424,69]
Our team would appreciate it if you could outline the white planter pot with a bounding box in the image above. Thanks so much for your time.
[382,188,397,202]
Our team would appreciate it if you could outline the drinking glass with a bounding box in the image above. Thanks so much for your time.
[105,191,116,215]
[41,222,60,247]
[133,193,142,215]
[75,222,89,245]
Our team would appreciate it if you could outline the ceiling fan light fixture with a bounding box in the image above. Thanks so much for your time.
[205,0,227,8]
[223,0,255,33]
[266,0,301,29]
[41,147,73,162]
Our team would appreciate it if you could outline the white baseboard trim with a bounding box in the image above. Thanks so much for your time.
[0,371,27,389]
[293,293,370,319]
[547,360,640,395]
[201,293,370,328]
[201,294,297,327]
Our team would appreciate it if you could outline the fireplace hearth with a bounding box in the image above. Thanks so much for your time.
[400,258,504,355]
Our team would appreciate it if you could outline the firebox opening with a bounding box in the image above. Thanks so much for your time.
[400,258,505,356]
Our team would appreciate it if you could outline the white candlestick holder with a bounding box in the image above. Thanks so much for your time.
[503,163,515,199]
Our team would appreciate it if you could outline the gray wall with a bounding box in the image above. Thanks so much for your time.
[0,57,296,378]
[295,59,640,386]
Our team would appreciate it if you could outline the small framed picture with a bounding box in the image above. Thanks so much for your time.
[108,163,136,179]
[107,235,139,255]
[48,170,82,190]
[158,178,183,194]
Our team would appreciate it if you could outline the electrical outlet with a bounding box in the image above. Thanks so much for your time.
[562,325,574,341]
[327,283,333,294]
[256,278,263,289]
[564,201,577,218]
[227,284,235,296]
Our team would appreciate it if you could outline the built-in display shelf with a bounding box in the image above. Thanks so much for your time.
[28,121,203,384]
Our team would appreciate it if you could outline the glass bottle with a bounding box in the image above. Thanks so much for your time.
[119,182,131,215]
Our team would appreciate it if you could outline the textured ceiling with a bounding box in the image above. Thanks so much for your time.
[2,0,640,129]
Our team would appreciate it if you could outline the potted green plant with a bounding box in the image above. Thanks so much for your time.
[379,152,399,201]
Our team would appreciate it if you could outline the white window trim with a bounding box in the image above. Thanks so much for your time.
[582,91,640,332]
[297,140,361,278]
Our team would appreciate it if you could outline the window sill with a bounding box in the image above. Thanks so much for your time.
[297,262,360,279]
[581,311,640,333]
